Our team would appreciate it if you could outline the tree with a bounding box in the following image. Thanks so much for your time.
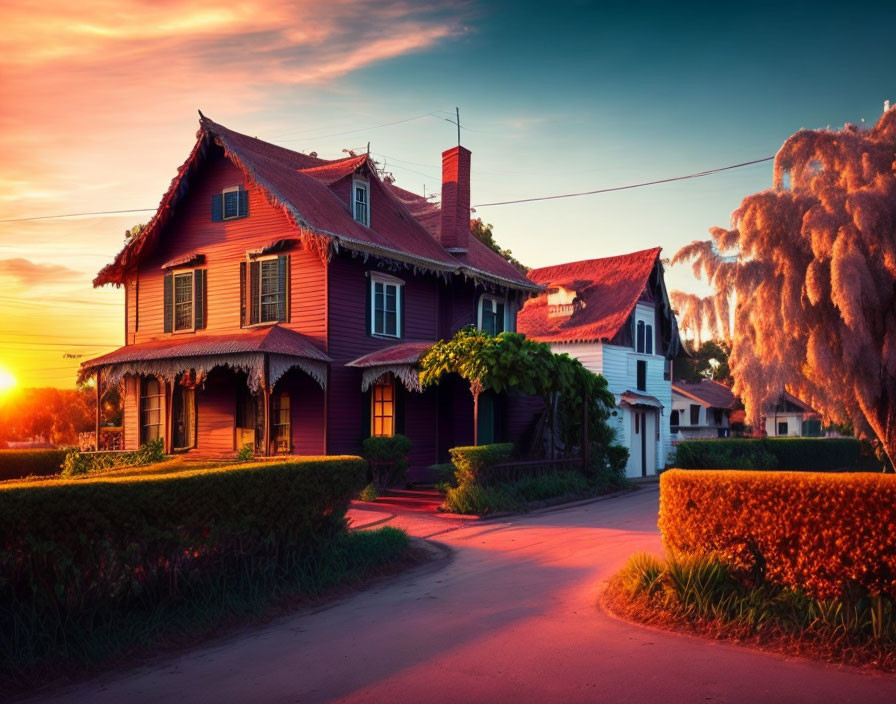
[419,327,614,455]
[673,107,896,467]
[471,219,529,273]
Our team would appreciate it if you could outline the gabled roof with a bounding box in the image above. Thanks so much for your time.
[95,115,537,292]
[517,248,663,344]
[672,379,737,410]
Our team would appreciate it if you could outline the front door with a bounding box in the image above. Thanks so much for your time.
[172,386,195,450]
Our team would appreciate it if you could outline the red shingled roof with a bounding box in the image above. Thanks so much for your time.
[81,325,330,371]
[672,379,736,409]
[517,248,662,343]
[346,341,435,368]
[95,116,536,291]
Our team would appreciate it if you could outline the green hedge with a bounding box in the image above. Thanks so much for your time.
[449,443,515,485]
[0,456,366,674]
[0,449,68,482]
[673,438,867,471]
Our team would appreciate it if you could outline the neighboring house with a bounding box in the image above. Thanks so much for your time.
[762,391,824,437]
[670,379,736,439]
[517,249,682,478]
[80,114,538,468]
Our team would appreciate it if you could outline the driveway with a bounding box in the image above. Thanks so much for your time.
[34,488,896,703]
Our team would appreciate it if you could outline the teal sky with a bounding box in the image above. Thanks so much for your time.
[1,0,894,385]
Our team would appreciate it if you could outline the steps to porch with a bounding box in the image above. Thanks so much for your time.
[353,487,444,513]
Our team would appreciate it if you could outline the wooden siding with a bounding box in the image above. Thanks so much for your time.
[131,149,327,347]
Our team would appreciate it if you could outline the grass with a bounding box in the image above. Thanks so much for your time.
[2,526,413,694]
[604,552,896,670]
[442,470,629,515]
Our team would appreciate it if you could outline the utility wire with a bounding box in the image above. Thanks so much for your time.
[0,208,155,224]
[472,156,775,207]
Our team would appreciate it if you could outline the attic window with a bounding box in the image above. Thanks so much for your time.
[546,286,577,318]
[353,179,369,226]
[212,186,248,221]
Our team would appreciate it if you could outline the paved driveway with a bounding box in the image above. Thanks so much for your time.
[35,488,896,703]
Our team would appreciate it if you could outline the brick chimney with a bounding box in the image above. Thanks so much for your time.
[439,145,471,253]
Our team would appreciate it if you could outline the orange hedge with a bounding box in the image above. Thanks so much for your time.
[658,469,896,600]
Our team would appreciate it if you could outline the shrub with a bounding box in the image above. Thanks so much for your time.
[361,434,412,489]
[659,469,896,600]
[0,449,69,482]
[0,456,367,676]
[449,443,514,485]
[673,438,865,471]
[60,438,165,478]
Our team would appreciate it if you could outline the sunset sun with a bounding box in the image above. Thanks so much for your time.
[0,366,17,393]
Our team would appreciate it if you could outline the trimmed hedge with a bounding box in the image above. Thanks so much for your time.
[0,449,68,482]
[449,443,515,485]
[0,457,366,654]
[673,438,865,471]
[659,469,896,599]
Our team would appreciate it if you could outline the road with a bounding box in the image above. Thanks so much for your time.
[34,488,896,703]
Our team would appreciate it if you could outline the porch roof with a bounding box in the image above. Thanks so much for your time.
[619,391,664,409]
[346,341,435,392]
[79,325,331,390]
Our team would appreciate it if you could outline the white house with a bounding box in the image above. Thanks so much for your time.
[518,248,682,478]
[671,379,736,440]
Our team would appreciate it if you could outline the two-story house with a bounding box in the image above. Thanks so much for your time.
[517,249,682,477]
[80,114,539,468]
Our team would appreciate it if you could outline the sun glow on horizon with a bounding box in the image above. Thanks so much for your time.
[0,366,18,394]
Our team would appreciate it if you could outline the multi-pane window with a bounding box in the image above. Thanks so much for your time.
[636,319,653,354]
[173,272,193,331]
[354,180,369,226]
[140,377,164,443]
[371,274,401,337]
[479,296,505,336]
[272,393,291,454]
[260,259,280,323]
[371,377,395,437]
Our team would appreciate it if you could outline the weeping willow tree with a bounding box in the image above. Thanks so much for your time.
[673,107,896,467]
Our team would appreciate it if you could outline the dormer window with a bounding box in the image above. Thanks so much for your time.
[479,295,505,336]
[546,285,577,318]
[353,179,369,226]
[212,186,248,221]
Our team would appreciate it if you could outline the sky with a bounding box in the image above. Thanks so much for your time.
[1,0,894,388]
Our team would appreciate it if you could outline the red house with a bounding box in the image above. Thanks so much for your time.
[81,114,538,468]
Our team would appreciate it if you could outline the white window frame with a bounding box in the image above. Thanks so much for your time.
[222,185,241,220]
[478,294,506,335]
[370,272,403,338]
[171,268,195,333]
[353,178,370,226]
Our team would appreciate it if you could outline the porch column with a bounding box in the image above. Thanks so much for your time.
[164,379,173,454]
[95,371,102,451]
[262,355,271,457]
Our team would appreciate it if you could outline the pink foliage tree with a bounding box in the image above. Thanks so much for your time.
[673,107,896,467]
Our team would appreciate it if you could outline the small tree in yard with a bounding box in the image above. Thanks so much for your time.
[419,327,614,457]
[673,107,896,468]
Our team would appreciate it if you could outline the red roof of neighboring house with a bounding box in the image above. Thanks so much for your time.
[672,379,737,409]
[346,341,435,368]
[517,248,662,343]
[81,325,330,371]
[95,115,536,291]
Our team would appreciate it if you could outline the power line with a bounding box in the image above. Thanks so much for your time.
[472,156,775,207]
[0,208,155,224]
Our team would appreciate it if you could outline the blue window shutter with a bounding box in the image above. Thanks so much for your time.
[238,189,249,218]
[277,255,288,322]
[163,273,173,333]
[194,269,206,329]
[239,262,247,327]
[211,194,223,221]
